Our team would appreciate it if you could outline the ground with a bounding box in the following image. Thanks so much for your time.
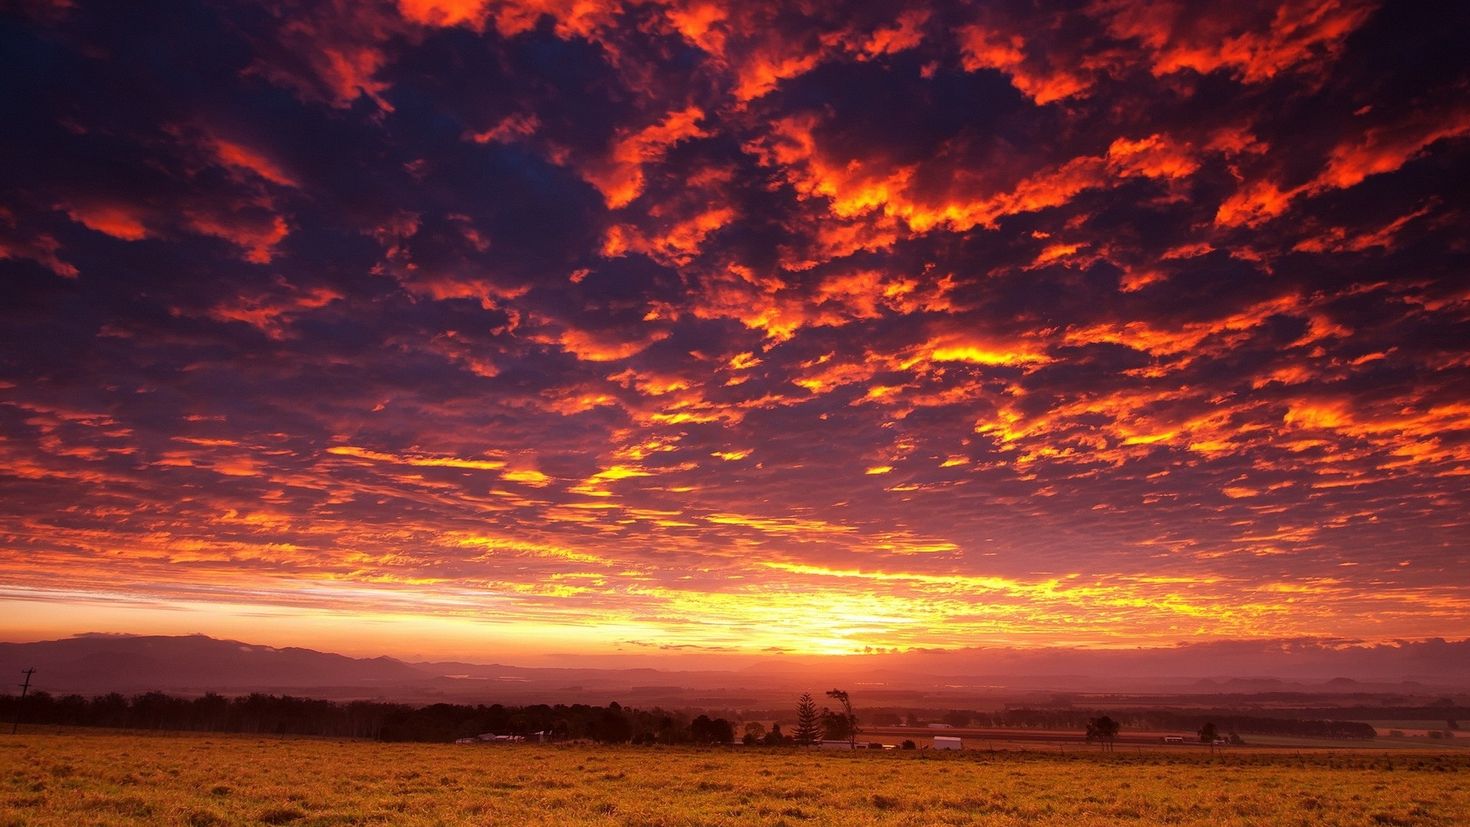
[2,730,1467,826]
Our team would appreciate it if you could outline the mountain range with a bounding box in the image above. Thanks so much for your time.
[2,634,1467,705]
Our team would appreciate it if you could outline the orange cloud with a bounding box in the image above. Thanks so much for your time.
[539,325,671,362]
[1216,109,1470,228]
[731,49,820,103]
[1314,110,1470,191]
[583,106,709,208]
[1215,180,1295,228]
[1292,203,1434,254]
[852,8,928,59]
[909,335,1051,369]
[326,445,508,471]
[397,0,486,27]
[602,206,734,265]
[752,116,1205,236]
[957,25,1090,104]
[1063,293,1306,358]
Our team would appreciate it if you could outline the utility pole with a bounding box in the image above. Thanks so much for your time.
[11,668,35,734]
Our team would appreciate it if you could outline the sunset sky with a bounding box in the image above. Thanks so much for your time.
[2,0,1468,661]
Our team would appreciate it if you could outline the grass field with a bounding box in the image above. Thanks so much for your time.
[2,730,1467,826]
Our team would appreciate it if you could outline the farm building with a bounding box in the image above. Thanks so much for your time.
[818,740,855,749]
[933,736,962,750]
[458,731,549,744]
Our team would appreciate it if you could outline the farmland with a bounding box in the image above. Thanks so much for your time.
[3,730,1468,826]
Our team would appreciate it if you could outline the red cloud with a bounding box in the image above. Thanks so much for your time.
[206,283,343,339]
[0,209,79,278]
[186,209,289,264]
[64,203,151,241]
[1101,0,1376,82]
[210,137,300,188]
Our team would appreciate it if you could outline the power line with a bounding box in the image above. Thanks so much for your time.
[11,668,35,735]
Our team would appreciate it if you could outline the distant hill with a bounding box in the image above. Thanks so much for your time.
[0,634,429,693]
[1,633,1466,701]
[0,635,776,701]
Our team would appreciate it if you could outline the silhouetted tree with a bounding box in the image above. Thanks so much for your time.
[826,689,858,748]
[942,709,972,728]
[591,703,632,743]
[1199,721,1218,752]
[762,723,786,746]
[821,709,851,742]
[690,714,734,744]
[794,693,820,745]
[1086,715,1120,752]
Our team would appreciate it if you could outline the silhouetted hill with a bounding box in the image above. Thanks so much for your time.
[2,634,1467,702]
[0,634,427,693]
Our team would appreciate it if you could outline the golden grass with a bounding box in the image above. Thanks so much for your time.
[2,730,1467,826]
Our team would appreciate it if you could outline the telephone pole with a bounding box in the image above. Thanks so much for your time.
[11,668,35,734]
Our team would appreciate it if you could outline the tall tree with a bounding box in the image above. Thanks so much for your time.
[826,689,858,749]
[794,692,820,745]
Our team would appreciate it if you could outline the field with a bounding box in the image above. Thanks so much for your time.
[2,731,1468,826]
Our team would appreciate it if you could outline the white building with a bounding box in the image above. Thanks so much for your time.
[933,736,962,750]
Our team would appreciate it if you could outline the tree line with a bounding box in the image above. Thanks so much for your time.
[968,708,1376,739]
[787,705,1377,740]
[1,689,1377,742]
[0,691,744,744]
[0,687,866,747]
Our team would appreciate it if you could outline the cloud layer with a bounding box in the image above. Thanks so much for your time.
[1,0,1468,656]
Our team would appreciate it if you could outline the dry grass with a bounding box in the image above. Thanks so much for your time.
[2,730,1467,826]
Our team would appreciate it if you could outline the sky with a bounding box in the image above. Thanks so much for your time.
[1,0,1468,662]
